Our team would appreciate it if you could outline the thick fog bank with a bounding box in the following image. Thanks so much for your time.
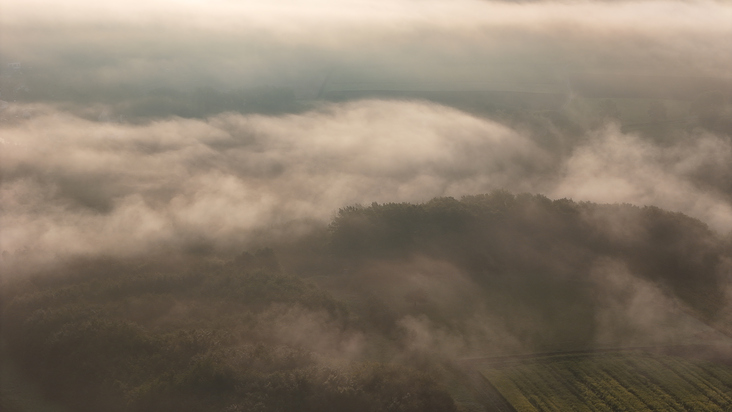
[1,100,731,273]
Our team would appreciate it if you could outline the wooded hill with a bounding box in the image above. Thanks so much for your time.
[2,192,731,411]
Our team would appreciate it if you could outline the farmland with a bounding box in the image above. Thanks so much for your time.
[479,351,732,412]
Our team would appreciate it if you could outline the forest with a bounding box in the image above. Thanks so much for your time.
[3,193,732,411]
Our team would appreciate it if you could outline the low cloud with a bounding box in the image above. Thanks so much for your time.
[552,125,732,232]
[590,258,726,346]
[2,100,731,274]
[0,101,547,272]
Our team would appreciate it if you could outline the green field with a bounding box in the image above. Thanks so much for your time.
[480,352,732,412]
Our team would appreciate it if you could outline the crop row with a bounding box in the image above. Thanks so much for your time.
[481,353,732,412]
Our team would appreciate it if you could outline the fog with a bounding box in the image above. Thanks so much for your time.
[1,1,731,410]
[2,101,731,273]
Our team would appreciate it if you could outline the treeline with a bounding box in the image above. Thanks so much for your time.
[114,86,302,120]
[1,71,302,120]
[328,192,729,323]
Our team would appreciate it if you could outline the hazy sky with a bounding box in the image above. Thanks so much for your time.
[3,0,730,91]
[1,0,731,272]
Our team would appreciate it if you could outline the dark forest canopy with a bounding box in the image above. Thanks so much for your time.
[328,192,728,318]
[3,192,731,411]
